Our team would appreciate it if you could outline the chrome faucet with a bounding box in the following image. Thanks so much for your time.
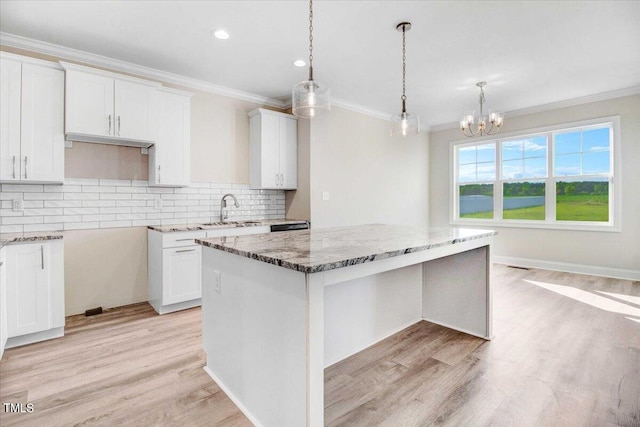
[220,193,240,222]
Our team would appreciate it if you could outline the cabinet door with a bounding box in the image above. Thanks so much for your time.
[6,243,51,338]
[20,64,64,183]
[162,246,202,305]
[280,117,298,189]
[65,70,114,137]
[0,58,22,181]
[150,91,190,186]
[115,80,157,142]
[261,114,281,188]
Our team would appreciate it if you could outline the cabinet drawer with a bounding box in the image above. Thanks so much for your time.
[162,231,207,248]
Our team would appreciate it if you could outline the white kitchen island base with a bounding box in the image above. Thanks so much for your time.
[199,226,494,427]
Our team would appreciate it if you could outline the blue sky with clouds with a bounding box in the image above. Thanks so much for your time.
[458,127,610,183]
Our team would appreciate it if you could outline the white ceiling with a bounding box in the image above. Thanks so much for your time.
[1,1,639,128]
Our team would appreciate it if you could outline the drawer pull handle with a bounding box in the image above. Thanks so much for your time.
[12,155,16,179]
[175,238,195,241]
[176,249,196,253]
[41,245,44,270]
[24,156,28,179]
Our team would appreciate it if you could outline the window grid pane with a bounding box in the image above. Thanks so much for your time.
[454,121,614,226]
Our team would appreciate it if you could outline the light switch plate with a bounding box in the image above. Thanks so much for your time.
[214,271,221,293]
[322,191,330,201]
[12,198,23,212]
[154,198,162,210]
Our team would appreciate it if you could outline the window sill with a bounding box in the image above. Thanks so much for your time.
[450,218,620,233]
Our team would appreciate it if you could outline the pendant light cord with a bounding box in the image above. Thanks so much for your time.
[308,0,314,81]
[401,24,407,113]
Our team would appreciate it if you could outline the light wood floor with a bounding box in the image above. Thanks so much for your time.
[1,264,639,426]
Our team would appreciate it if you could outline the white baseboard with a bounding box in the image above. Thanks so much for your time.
[493,256,640,281]
[203,366,264,427]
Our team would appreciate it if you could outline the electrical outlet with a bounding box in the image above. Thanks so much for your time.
[322,191,330,201]
[214,271,221,293]
[12,198,23,212]
[154,198,162,210]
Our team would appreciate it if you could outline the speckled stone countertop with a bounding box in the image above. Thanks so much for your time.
[196,224,497,274]
[0,232,63,249]
[148,219,309,233]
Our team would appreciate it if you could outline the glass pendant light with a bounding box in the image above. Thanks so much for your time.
[292,0,330,118]
[390,22,419,137]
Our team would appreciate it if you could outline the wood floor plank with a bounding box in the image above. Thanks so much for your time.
[1,264,638,426]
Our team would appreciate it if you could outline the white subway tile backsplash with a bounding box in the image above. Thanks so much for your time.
[45,200,82,208]
[100,220,132,228]
[2,216,43,225]
[99,193,131,200]
[24,208,64,216]
[65,192,99,200]
[2,184,44,192]
[24,223,62,232]
[45,185,82,193]
[24,192,63,200]
[116,186,147,193]
[44,215,82,223]
[64,222,100,230]
[83,185,116,193]
[0,178,286,232]
[100,207,131,214]
[83,214,116,222]
[99,179,132,187]
[0,225,23,233]
[0,192,22,200]
[83,200,116,207]
[65,178,99,186]
[65,207,100,215]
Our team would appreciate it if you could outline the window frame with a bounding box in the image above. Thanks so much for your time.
[450,116,621,232]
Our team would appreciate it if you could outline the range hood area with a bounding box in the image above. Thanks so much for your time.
[60,62,164,149]
[65,132,155,149]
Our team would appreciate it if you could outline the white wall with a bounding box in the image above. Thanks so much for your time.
[429,95,640,277]
[306,106,430,228]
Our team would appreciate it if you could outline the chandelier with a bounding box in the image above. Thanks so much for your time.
[292,0,330,118]
[460,82,504,137]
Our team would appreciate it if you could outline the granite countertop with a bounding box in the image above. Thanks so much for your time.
[0,232,64,249]
[148,219,309,233]
[196,224,497,274]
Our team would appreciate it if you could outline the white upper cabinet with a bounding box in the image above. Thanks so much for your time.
[61,62,160,147]
[149,88,193,187]
[249,108,297,190]
[65,70,114,138]
[0,53,64,184]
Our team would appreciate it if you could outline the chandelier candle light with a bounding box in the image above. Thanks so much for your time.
[460,82,504,137]
[292,0,330,118]
[390,22,419,137]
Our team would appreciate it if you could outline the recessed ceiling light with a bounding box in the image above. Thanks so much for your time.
[293,59,306,67]
[213,29,229,40]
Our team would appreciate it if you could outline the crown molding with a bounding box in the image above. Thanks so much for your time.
[429,85,640,133]
[0,32,286,109]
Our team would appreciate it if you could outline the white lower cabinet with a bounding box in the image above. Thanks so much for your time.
[5,239,65,349]
[163,245,202,306]
[148,226,271,314]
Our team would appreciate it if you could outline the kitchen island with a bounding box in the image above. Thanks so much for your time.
[196,224,496,427]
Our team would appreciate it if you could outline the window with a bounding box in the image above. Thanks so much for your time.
[452,117,619,231]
